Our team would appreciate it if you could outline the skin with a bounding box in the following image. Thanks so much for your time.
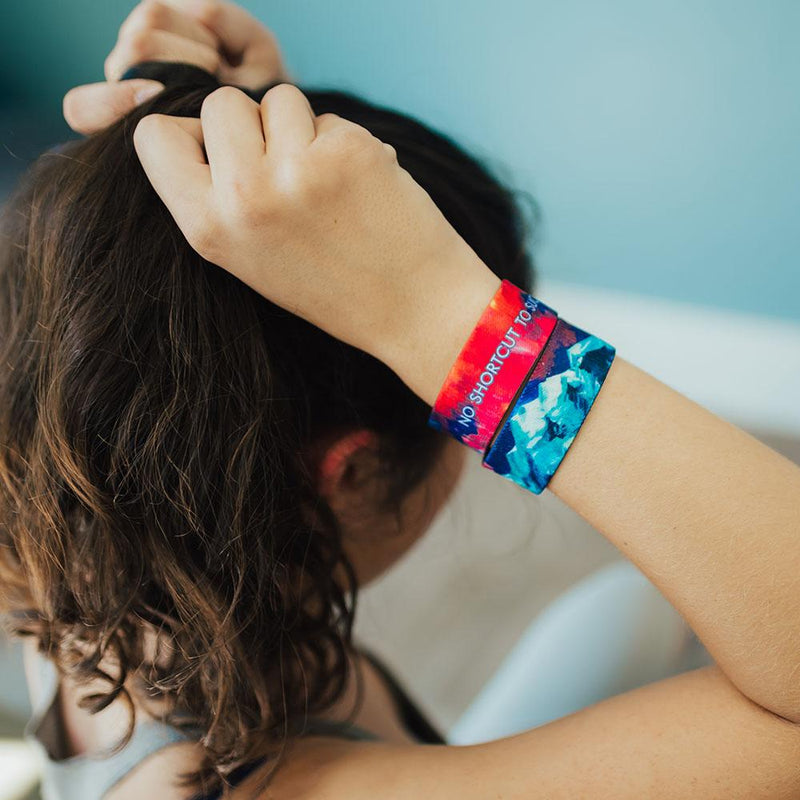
[51,2,800,797]
[63,0,289,134]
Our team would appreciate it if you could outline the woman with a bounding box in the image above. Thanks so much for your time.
[3,2,800,798]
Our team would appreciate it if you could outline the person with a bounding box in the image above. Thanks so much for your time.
[2,2,800,798]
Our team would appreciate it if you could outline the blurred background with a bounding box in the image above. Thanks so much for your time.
[1,1,799,798]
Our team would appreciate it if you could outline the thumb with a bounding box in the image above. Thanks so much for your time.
[63,80,164,135]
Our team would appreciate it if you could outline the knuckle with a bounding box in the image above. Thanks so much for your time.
[189,221,220,261]
[333,125,375,160]
[202,85,242,116]
[261,81,301,107]
[125,28,154,61]
[177,208,222,259]
[361,133,385,158]
[126,0,166,33]
[192,0,221,27]
[132,112,168,146]
[140,0,169,31]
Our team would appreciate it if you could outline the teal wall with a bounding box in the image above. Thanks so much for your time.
[2,1,799,320]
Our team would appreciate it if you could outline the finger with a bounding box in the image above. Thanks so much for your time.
[63,80,164,134]
[259,84,316,153]
[173,0,287,88]
[105,28,221,81]
[200,86,265,185]
[188,0,278,58]
[133,114,211,229]
[158,115,205,140]
[119,0,218,50]
[218,42,286,90]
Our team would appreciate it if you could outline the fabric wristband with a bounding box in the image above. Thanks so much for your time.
[482,317,616,493]
[428,281,558,453]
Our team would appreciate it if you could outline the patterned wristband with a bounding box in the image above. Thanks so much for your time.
[428,281,558,453]
[482,317,616,493]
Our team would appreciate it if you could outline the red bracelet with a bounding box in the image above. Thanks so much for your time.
[428,280,558,453]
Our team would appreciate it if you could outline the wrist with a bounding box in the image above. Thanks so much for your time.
[380,246,501,407]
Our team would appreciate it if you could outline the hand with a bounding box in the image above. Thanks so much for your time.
[63,0,288,134]
[133,85,500,404]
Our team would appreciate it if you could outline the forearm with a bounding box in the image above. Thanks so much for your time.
[301,668,800,800]
[468,667,800,800]
[547,355,800,720]
[394,260,800,721]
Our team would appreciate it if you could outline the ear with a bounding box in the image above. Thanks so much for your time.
[315,430,382,514]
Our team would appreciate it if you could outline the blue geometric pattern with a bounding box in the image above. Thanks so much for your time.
[482,319,616,493]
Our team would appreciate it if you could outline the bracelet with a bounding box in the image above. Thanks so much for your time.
[482,317,616,493]
[428,281,558,453]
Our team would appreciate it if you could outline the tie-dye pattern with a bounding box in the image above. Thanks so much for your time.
[428,281,557,453]
[482,318,616,493]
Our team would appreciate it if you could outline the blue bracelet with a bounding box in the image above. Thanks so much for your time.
[482,317,616,493]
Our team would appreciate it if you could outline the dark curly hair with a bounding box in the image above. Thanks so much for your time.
[0,80,534,794]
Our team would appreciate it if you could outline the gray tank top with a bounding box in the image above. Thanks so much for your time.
[24,653,379,800]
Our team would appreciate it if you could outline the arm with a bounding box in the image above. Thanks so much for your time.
[268,667,800,800]
[548,355,800,723]
[386,255,800,723]
[132,85,800,792]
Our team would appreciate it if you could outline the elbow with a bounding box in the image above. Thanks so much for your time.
[745,685,800,727]
[771,708,800,727]
[725,664,800,726]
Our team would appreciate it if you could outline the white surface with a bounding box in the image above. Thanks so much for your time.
[0,740,40,800]
[539,279,800,437]
[356,458,622,729]
[448,561,705,744]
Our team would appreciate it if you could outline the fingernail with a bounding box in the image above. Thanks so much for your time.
[134,82,165,105]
